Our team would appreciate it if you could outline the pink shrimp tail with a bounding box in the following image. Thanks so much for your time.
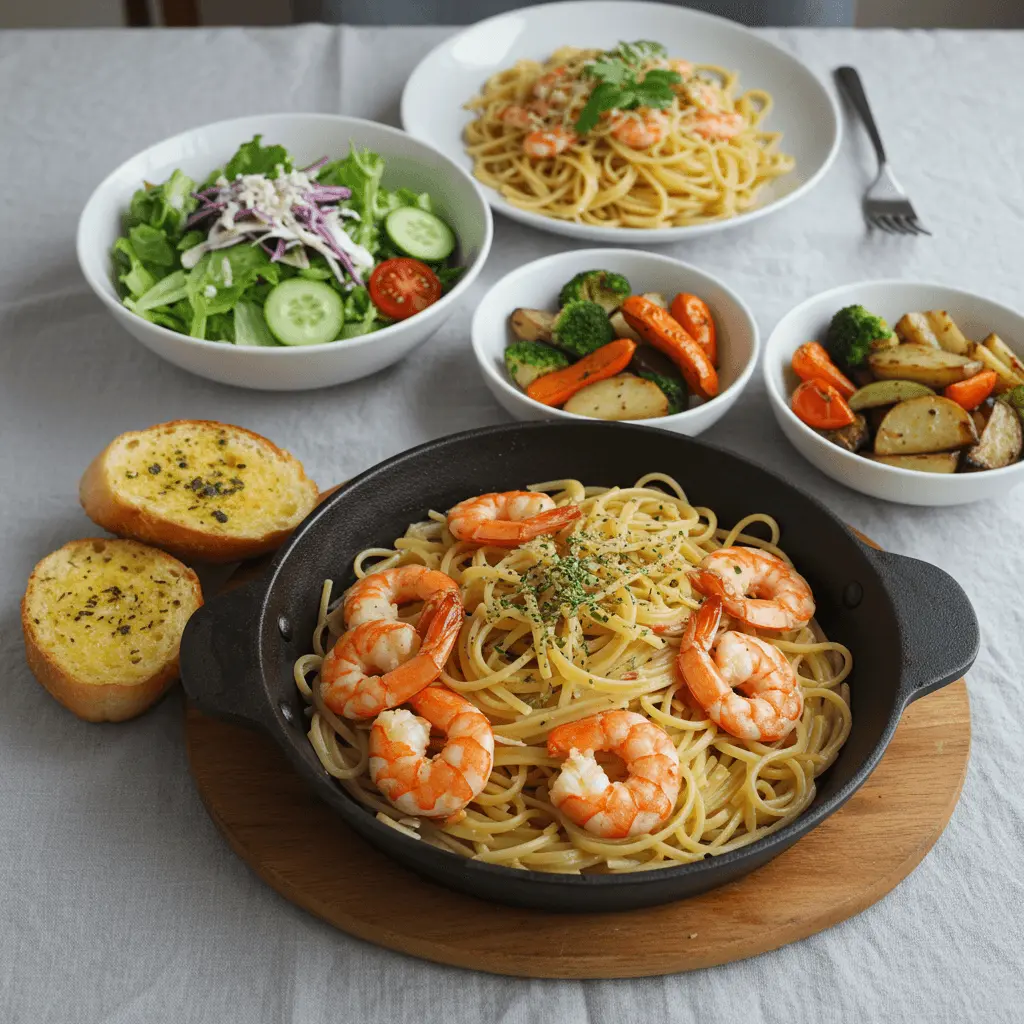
[417,590,464,668]
[681,594,722,651]
[689,568,727,600]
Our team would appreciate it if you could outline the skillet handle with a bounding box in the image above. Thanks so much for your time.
[862,547,979,708]
[179,578,271,730]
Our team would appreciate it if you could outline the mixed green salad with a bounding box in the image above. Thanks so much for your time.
[112,136,462,346]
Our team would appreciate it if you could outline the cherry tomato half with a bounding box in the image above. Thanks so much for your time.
[368,258,442,320]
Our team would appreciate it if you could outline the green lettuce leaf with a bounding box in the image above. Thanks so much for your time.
[340,285,378,337]
[128,224,176,268]
[319,146,385,250]
[224,135,292,180]
[234,300,279,347]
[434,265,465,293]
[183,244,278,338]
[128,270,188,312]
[206,312,235,342]
[113,238,155,299]
[126,169,196,236]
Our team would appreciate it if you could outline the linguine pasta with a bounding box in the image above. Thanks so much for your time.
[463,46,796,228]
[293,474,852,874]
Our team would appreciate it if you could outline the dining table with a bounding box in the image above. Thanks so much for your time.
[1,21,1022,1024]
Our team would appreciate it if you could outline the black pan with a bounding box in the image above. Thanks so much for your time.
[180,422,978,912]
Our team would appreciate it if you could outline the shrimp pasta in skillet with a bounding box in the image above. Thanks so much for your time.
[293,474,852,874]
[463,40,796,228]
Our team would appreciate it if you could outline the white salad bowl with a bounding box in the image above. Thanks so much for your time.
[765,280,1024,506]
[471,248,758,435]
[77,113,493,391]
[401,0,840,244]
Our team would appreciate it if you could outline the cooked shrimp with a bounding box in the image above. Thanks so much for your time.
[523,126,577,159]
[343,565,460,629]
[610,109,669,149]
[547,710,681,838]
[690,546,814,631]
[692,110,745,140]
[677,595,803,742]
[447,491,581,548]
[320,591,463,719]
[533,66,572,106]
[369,685,495,820]
[683,79,721,111]
[497,104,534,130]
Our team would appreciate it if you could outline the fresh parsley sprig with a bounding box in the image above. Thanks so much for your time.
[574,40,682,135]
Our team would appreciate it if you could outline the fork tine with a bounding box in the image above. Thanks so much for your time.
[868,212,893,234]
[886,215,913,236]
[908,217,932,237]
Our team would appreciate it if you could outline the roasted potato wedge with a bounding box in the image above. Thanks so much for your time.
[609,310,643,344]
[967,341,1024,394]
[981,333,1024,378]
[870,333,899,353]
[874,395,978,456]
[510,308,556,343]
[924,310,971,355]
[640,292,667,309]
[868,344,983,389]
[820,414,868,453]
[962,399,1023,471]
[895,312,941,348]
[848,379,935,411]
[866,452,960,474]
[562,374,669,421]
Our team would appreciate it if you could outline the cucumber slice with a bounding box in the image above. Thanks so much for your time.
[263,279,344,346]
[385,206,456,262]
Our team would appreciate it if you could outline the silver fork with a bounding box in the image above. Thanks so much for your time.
[835,66,931,236]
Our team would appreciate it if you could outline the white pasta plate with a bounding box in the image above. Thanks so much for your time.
[401,0,840,243]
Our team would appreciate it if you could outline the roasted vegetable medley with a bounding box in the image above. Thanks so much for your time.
[505,270,721,420]
[789,304,1024,473]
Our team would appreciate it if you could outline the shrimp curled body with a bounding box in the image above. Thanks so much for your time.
[320,591,464,719]
[677,595,804,743]
[447,491,581,548]
[690,546,814,631]
[343,564,460,629]
[369,685,495,820]
[547,710,681,838]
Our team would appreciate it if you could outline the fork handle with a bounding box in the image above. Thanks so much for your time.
[835,66,887,166]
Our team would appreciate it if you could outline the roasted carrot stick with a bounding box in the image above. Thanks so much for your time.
[791,378,856,430]
[526,338,637,407]
[943,370,997,410]
[670,293,717,366]
[620,296,718,399]
[791,341,856,398]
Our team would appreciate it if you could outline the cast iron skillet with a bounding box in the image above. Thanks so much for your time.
[180,422,978,912]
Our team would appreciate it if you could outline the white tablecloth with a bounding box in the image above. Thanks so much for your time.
[1,24,1022,1024]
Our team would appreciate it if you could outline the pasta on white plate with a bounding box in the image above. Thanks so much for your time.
[294,474,852,874]
[462,40,796,229]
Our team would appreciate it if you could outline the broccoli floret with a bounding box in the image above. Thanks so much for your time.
[552,300,615,358]
[825,305,894,370]
[1002,384,1024,423]
[558,271,632,314]
[638,371,686,414]
[504,342,571,390]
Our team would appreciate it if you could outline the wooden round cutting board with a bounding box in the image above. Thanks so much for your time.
[183,530,971,978]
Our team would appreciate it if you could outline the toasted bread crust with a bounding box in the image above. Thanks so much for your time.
[21,539,203,723]
[79,420,318,563]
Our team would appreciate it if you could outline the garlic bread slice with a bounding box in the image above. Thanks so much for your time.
[80,420,318,562]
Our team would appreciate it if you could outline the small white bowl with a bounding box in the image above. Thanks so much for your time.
[471,248,759,435]
[401,0,840,244]
[77,113,493,391]
[765,280,1024,506]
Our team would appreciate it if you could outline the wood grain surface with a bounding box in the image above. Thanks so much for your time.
[182,527,971,978]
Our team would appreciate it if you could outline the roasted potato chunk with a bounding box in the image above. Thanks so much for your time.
[562,374,669,421]
[868,344,983,390]
[874,395,978,456]
[925,311,971,355]
[895,312,941,348]
[848,379,935,411]
[867,452,960,474]
[510,308,556,343]
[967,341,1024,395]
[981,333,1024,379]
[962,399,1023,471]
[820,414,868,453]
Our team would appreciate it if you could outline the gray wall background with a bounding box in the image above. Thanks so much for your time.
[3,0,1024,27]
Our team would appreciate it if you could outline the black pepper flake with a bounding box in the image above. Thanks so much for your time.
[218,438,227,446]
[125,470,138,479]
[119,625,131,635]
[178,461,188,469]
[212,510,229,523]
[148,463,162,475]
